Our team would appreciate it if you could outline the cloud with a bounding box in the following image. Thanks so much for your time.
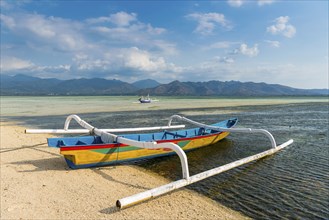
[90,24,169,55]
[0,1,11,10]
[198,57,235,70]
[121,47,180,73]
[120,47,167,72]
[69,47,181,80]
[258,0,275,6]
[3,47,176,80]
[1,11,169,55]
[186,12,232,35]
[227,0,274,7]
[227,0,244,7]
[0,56,34,72]
[88,12,166,36]
[0,56,71,78]
[1,13,90,52]
[92,22,166,41]
[215,56,235,64]
[0,14,15,29]
[109,11,137,26]
[146,24,166,35]
[267,16,296,38]
[205,41,240,50]
[152,40,177,55]
[264,40,280,48]
[40,64,71,73]
[86,11,137,27]
[0,10,178,80]
[72,54,111,72]
[178,57,241,82]
[89,13,168,54]
[0,0,31,10]
[234,43,259,57]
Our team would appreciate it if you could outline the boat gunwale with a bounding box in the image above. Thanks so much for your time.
[59,131,228,151]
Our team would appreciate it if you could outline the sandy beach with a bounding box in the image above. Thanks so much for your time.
[0,121,248,219]
[1,96,326,219]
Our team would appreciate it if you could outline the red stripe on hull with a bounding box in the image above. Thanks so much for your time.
[60,132,226,151]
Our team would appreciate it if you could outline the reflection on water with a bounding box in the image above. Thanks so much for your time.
[3,100,329,219]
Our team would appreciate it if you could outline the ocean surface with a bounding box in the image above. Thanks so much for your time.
[1,96,328,219]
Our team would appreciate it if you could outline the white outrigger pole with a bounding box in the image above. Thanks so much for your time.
[26,114,293,209]
[117,115,293,209]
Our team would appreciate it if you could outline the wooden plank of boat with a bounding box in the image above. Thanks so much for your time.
[25,124,185,134]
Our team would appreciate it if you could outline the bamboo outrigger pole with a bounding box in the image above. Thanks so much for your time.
[25,125,185,134]
[117,139,293,209]
[116,115,293,209]
[25,114,185,134]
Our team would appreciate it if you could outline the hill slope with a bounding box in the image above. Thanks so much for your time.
[132,79,161,89]
[1,74,327,96]
[0,74,137,95]
[140,80,328,96]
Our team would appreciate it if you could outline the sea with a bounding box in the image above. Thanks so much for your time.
[1,96,328,219]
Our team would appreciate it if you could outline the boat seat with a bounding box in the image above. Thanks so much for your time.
[57,140,65,147]
[185,129,197,137]
[162,131,187,139]
[138,134,154,141]
[198,127,206,135]
[75,140,87,145]
[226,119,237,128]
[152,133,164,141]
[93,136,103,144]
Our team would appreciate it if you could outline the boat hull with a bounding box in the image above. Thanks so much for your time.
[139,99,151,103]
[60,131,230,169]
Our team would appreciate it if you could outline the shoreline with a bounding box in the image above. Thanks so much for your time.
[1,96,327,117]
[0,121,248,219]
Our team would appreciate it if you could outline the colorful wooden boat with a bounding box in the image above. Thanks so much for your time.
[26,114,293,209]
[47,118,238,169]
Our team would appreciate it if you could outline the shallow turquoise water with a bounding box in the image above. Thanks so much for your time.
[1,97,328,219]
[136,103,329,219]
[1,95,326,117]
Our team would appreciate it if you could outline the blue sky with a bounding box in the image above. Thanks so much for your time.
[1,0,328,89]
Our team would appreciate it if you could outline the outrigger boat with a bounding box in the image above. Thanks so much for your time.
[26,114,293,209]
[138,94,158,103]
[138,95,152,103]
[47,117,237,169]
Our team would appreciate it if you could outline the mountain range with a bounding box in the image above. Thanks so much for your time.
[1,74,328,96]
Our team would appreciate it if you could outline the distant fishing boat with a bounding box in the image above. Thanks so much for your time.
[138,94,156,103]
[26,114,293,209]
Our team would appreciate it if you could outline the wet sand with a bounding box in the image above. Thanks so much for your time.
[0,121,248,219]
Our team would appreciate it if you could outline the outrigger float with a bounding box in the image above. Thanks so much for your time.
[26,114,293,209]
